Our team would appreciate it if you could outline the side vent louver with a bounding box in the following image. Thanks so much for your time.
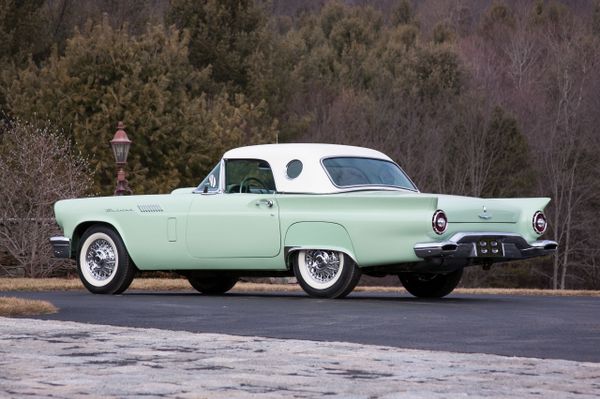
[138,204,164,213]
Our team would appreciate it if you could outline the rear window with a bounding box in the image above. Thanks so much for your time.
[322,157,416,190]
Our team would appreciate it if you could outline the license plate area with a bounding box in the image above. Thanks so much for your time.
[476,237,504,257]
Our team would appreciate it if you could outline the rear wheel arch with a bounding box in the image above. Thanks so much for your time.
[285,246,357,269]
[283,222,358,269]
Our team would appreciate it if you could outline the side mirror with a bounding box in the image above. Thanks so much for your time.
[203,184,208,194]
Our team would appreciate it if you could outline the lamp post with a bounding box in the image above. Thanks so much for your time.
[110,121,133,196]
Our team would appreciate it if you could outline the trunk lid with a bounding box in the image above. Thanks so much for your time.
[437,195,523,223]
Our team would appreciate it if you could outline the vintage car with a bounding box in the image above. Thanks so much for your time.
[51,144,557,298]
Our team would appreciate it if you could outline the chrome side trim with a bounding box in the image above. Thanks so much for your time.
[49,236,71,258]
[138,204,164,212]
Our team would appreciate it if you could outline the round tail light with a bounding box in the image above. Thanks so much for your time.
[432,210,448,235]
[533,211,547,234]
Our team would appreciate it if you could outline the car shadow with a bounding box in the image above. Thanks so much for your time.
[123,290,509,304]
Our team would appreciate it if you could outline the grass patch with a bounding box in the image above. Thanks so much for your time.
[0,278,83,292]
[0,297,58,317]
[0,278,599,296]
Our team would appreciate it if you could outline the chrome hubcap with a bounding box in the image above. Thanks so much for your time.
[305,250,341,283]
[85,239,116,281]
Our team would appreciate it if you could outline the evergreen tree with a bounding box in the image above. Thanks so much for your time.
[0,0,48,112]
[165,0,268,92]
[480,107,533,197]
[7,18,277,194]
[0,0,48,64]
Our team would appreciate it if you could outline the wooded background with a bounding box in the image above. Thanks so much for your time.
[0,0,599,289]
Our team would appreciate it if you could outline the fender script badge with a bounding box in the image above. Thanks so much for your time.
[479,206,492,220]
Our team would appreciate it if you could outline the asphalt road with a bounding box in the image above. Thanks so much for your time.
[5,290,600,362]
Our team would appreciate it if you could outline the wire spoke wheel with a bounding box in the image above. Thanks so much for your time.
[77,226,136,294]
[294,249,360,299]
[304,250,342,285]
[85,239,117,282]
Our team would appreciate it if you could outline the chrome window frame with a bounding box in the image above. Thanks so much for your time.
[193,160,225,195]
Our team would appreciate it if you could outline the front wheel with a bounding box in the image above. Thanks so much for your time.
[398,269,463,298]
[187,276,238,295]
[293,250,360,299]
[77,225,136,294]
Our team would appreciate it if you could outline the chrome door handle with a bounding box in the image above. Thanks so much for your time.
[256,199,274,208]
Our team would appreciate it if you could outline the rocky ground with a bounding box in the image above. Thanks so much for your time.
[1,318,599,398]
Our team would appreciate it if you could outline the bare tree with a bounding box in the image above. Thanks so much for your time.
[535,24,600,289]
[0,120,91,277]
[453,2,600,289]
[502,14,544,92]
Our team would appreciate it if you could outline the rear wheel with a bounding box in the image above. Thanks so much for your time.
[398,269,463,298]
[187,276,238,295]
[293,250,360,299]
[77,225,136,294]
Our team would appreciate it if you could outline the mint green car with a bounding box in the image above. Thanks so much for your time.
[51,144,557,298]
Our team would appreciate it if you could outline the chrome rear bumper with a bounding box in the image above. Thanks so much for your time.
[50,236,71,258]
[414,232,557,261]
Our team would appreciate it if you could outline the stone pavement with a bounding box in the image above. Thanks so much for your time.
[0,318,599,398]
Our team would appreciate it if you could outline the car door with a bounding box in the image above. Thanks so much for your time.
[185,159,281,258]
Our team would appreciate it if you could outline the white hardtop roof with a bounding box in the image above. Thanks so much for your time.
[224,143,392,162]
[222,143,398,194]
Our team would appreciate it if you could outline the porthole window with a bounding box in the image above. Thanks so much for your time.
[286,159,303,179]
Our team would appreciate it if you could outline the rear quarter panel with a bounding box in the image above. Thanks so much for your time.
[278,192,439,267]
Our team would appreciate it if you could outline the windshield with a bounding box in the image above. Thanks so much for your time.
[322,157,416,191]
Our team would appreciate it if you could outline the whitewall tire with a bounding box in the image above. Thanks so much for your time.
[293,250,361,298]
[77,225,136,294]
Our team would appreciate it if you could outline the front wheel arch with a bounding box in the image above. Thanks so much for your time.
[72,222,137,267]
[77,224,137,294]
[72,221,117,258]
